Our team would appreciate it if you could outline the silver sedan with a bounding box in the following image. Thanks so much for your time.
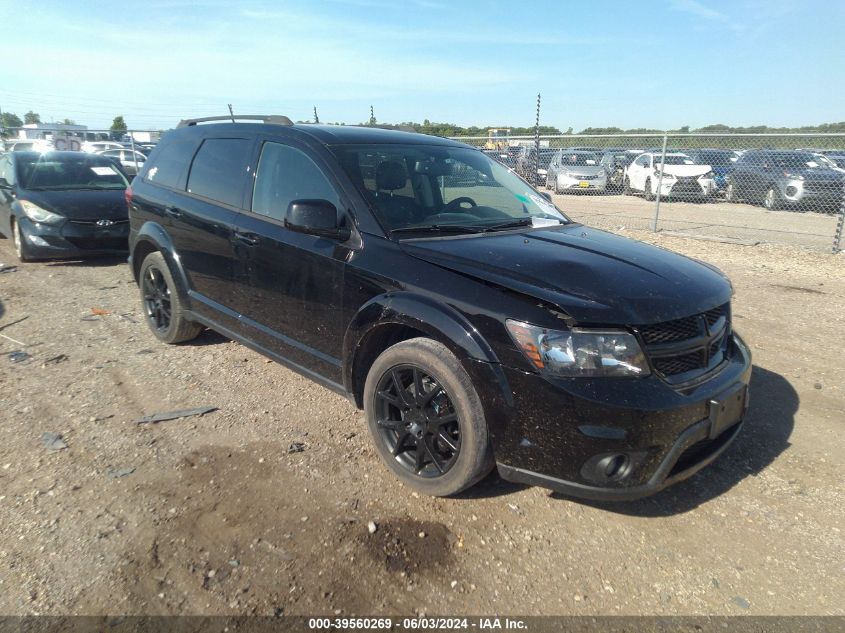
[545,150,607,194]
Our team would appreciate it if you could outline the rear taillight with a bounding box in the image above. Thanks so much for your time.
[124,186,133,208]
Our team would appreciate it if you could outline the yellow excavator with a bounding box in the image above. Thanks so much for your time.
[485,128,510,151]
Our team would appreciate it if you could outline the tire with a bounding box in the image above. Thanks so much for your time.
[763,185,782,210]
[623,176,631,195]
[138,251,202,344]
[11,217,33,262]
[644,177,655,201]
[725,179,738,203]
[363,337,494,497]
[545,173,552,190]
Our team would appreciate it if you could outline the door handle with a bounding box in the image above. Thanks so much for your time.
[234,230,260,246]
[163,206,182,219]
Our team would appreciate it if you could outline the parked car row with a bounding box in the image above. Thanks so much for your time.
[482,144,844,213]
[0,119,753,501]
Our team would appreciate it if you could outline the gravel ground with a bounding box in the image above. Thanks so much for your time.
[553,191,842,251]
[0,232,842,617]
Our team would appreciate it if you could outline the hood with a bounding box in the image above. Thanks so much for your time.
[558,165,605,177]
[661,164,711,177]
[18,189,128,221]
[797,169,844,182]
[401,225,731,325]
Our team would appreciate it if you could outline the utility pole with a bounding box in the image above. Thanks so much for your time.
[369,105,375,126]
[227,104,235,123]
[534,93,541,187]
[313,107,320,124]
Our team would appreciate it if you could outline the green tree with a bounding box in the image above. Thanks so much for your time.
[1,111,23,129]
[24,110,41,124]
[110,115,127,140]
[60,118,76,125]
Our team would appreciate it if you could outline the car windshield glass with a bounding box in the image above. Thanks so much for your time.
[16,153,129,190]
[332,143,569,234]
[655,155,695,165]
[772,153,824,170]
[559,153,600,167]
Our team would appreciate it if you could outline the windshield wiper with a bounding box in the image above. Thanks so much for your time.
[478,218,535,232]
[391,224,486,236]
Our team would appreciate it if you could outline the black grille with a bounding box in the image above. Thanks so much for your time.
[653,352,703,376]
[69,218,130,226]
[639,315,702,344]
[639,304,730,380]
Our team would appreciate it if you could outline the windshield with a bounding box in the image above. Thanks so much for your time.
[332,144,569,235]
[654,154,695,166]
[559,152,600,167]
[16,153,129,190]
[771,153,826,170]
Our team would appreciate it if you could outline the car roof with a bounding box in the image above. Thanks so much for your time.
[174,122,470,149]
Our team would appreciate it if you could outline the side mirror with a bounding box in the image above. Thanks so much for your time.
[285,199,350,241]
[540,191,552,202]
[0,177,10,189]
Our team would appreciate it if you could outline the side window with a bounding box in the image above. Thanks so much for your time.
[251,142,341,221]
[144,135,200,189]
[186,138,252,207]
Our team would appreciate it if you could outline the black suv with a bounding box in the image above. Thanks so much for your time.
[127,115,751,500]
[726,149,844,212]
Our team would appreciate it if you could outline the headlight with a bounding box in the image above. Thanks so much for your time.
[783,171,805,181]
[699,171,715,179]
[19,200,64,224]
[654,170,674,179]
[506,320,650,378]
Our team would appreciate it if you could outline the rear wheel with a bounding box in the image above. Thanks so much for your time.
[11,218,33,262]
[364,338,494,497]
[139,251,202,344]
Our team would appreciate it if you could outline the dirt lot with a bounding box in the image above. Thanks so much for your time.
[553,191,841,251]
[0,231,842,617]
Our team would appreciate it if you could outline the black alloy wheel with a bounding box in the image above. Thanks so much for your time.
[138,251,202,344]
[142,265,172,334]
[374,364,461,478]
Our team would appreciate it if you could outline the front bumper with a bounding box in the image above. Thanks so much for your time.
[658,177,715,197]
[471,334,752,501]
[17,216,129,259]
[557,174,608,192]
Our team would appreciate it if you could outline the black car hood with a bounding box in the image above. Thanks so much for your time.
[401,225,732,324]
[19,189,127,221]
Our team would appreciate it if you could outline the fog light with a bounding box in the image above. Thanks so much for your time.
[598,454,630,480]
[786,186,797,197]
[27,235,49,246]
[580,452,641,484]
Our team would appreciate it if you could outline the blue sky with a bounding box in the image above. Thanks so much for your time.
[1,0,842,131]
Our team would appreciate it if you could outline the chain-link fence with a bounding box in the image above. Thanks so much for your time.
[3,124,843,253]
[453,133,845,253]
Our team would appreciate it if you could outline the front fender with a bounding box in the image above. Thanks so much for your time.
[130,221,190,297]
[342,291,500,391]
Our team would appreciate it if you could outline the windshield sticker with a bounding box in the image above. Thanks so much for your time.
[528,193,560,216]
[90,166,116,176]
[531,217,561,228]
[147,166,158,180]
[806,161,819,168]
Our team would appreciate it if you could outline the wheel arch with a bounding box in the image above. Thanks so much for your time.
[130,222,190,295]
[343,292,500,409]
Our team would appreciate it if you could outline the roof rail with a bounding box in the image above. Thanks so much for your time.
[176,115,294,128]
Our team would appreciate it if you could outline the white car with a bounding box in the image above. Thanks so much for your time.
[81,141,124,153]
[624,152,715,199]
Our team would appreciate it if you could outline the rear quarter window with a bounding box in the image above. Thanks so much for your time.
[143,134,200,189]
[186,138,253,208]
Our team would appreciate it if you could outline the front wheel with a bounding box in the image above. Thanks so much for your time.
[363,338,494,497]
[725,179,738,203]
[644,177,655,201]
[139,251,203,344]
[11,218,33,262]
[623,176,631,195]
